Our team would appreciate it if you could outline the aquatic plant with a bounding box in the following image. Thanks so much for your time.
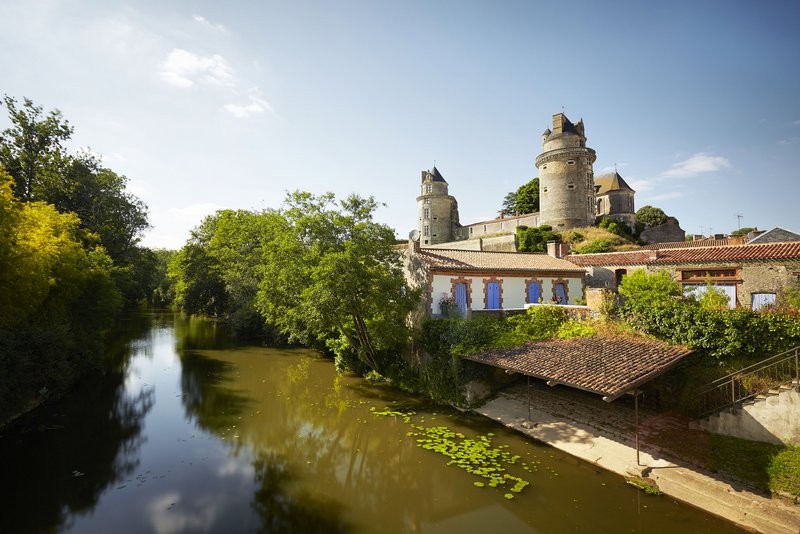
[372,408,532,497]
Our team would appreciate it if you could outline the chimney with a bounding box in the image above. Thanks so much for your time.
[649,250,660,261]
[547,241,570,258]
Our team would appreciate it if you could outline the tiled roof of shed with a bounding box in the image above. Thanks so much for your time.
[567,242,800,267]
[416,249,584,272]
[463,336,693,401]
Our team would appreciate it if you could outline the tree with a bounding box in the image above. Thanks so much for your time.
[500,191,517,216]
[635,205,668,228]
[516,178,539,214]
[731,227,755,237]
[516,224,559,252]
[617,270,682,311]
[255,192,420,372]
[0,95,72,201]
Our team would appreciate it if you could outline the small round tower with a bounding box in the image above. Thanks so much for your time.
[416,166,460,246]
[535,113,597,229]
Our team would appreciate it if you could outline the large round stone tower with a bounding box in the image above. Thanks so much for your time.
[416,166,460,246]
[535,113,597,229]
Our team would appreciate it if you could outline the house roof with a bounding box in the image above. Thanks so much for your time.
[415,249,585,273]
[567,241,800,267]
[594,172,635,195]
[640,238,740,250]
[463,336,693,401]
[748,227,800,244]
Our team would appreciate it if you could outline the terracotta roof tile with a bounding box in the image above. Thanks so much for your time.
[567,242,800,267]
[463,336,693,401]
[416,249,584,273]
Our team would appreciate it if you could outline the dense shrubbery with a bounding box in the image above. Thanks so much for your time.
[516,224,560,252]
[0,97,154,423]
[617,270,800,364]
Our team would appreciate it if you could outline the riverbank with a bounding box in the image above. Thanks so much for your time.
[475,385,800,534]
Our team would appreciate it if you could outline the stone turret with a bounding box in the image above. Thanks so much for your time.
[535,113,597,229]
[416,166,460,246]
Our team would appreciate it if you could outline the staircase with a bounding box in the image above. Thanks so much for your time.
[691,346,800,444]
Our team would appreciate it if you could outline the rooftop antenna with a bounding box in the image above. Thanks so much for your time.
[736,213,743,230]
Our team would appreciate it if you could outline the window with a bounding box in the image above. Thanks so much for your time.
[426,184,432,194]
[450,277,472,316]
[551,279,570,304]
[424,198,431,205]
[423,224,429,236]
[526,279,542,304]
[483,278,502,310]
[567,160,575,165]
[567,184,575,190]
[543,187,548,193]
[684,284,737,309]
[751,293,776,311]
[423,207,430,219]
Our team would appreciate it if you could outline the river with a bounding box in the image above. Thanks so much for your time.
[0,311,744,533]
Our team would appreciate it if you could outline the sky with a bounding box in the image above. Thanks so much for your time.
[1,0,799,249]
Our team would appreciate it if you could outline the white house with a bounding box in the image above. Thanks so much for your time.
[405,242,585,316]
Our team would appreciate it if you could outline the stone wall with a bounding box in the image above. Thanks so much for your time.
[695,388,800,445]
[640,218,685,244]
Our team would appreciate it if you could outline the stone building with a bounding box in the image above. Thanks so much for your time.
[536,113,597,229]
[416,166,460,246]
[568,241,800,310]
[415,112,642,248]
[594,171,635,229]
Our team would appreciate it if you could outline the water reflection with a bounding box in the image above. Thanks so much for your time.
[0,315,154,534]
[0,312,746,533]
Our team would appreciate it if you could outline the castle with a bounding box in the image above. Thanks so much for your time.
[416,113,636,247]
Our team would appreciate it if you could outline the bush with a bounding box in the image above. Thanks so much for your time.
[557,320,596,338]
[769,446,800,497]
[575,239,615,254]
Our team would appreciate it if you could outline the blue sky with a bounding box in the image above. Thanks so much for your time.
[1,0,798,248]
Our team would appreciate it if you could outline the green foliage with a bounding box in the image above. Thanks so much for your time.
[768,446,800,497]
[556,320,596,338]
[500,191,517,217]
[696,282,730,311]
[574,239,615,254]
[0,95,72,201]
[516,224,560,252]
[622,300,800,362]
[515,177,539,215]
[784,279,800,311]
[598,217,629,237]
[731,227,755,236]
[635,205,668,228]
[617,270,682,311]
[0,169,122,421]
[567,230,584,243]
[255,192,420,372]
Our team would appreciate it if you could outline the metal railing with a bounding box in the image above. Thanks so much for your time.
[695,346,800,418]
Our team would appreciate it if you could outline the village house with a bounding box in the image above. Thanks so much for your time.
[566,240,800,310]
[404,241,585,317]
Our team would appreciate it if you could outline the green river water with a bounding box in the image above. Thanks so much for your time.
[0,311,744,533]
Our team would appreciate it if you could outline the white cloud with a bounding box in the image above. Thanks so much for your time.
[627,178,655,192]
[661,153,731,178]
[778,136,800,146]
[222,93,274,118]
[159,48,236,88]
[192,14,227,33]
[641,191,684,202]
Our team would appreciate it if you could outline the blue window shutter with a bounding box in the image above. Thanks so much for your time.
[528,282,541,304]
[455,283,468,315]
[554,283,567,304]
[487,282,500,309]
